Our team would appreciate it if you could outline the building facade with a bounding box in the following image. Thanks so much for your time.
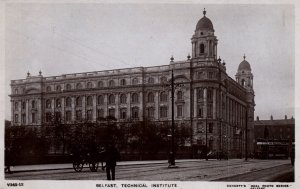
[10,9,255,158]
[254,115,295,158]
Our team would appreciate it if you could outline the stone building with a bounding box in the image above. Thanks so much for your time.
[10,9,255,158]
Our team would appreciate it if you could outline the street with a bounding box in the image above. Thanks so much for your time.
[5,159,293,181]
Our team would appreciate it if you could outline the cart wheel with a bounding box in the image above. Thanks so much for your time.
[89,162,99,172]
[73,162,83,172]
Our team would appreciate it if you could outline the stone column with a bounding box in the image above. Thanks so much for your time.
[155,91,159,120]
[26,99,29,125]
[213,88,216,119]
[11,100,14,125]
[61,97,65,122]
[115,93,119,120]
[204,88,207,118]
[127,93,131,120]
[105,94,108,118]
[82,96,86,120]
[37,98,42,125]
[71,96,75,121]
[194,89,197,118]
[93,95,97,121]
[51,98,55,113]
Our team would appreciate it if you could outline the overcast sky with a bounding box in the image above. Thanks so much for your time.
[4,3,295,120]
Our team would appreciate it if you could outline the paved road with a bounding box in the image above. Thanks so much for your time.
[5,159,292,181]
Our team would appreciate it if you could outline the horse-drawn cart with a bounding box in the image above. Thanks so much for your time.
[71,149,105,172]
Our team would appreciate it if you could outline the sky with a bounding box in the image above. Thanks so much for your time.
[4,3,295,121]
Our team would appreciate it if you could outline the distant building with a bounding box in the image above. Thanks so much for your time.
[9,9,255,158]
[254,115,295,159]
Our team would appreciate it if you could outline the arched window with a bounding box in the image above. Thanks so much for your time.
[15,88,18,94]
[148,92,154,103]
[241,79,245,87]
[65,97,71,107]
[120,94,127,104]
[98,95,104,105]
[109,80,115,87]
[132,78,138,85]
[160,92,168,102]
[98,81,104,88]
[56,99,61,108]
[160,77,167,84]
[87,82,93,89]
[200,43,205,54]
[66,84,72,90]
[87,96,93,106]
[76,83,82,89]
[56,85,61,92]
[197,88,204,100]
[148,77,154,84]
[132,93,139,103]
[120,79,126,86]
[177,91,183,100]
[46,99,51,108]
[108,94,115,104]
[22,101,26,110]
[31,100,36,109]
[76,96,82,107]
[46,86,51,92]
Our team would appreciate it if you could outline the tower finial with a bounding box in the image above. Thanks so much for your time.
[203,8,206,16]
[243,54,246,60]
[170,55,174,62]
[39,70,42,76]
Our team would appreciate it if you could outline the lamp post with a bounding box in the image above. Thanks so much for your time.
[206,118,208,161]
[169,69,176,167]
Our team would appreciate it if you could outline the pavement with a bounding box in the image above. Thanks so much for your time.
[8,159,200,173]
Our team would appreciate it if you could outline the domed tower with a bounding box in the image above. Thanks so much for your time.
[191,8,218,60]
[236,54,254,91]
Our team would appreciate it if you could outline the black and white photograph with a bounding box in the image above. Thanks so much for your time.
[1,1,298,189]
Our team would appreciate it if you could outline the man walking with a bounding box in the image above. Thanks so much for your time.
[104,143,120,180]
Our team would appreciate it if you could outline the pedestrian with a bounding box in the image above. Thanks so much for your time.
[104,143,120,180]
[290,147,295,166]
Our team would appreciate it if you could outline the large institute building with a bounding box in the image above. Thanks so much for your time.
[10,9,255,157]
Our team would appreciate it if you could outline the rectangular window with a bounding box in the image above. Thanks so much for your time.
[160,106,168,118]
[14,114,19,123]
[177,105,183,117]
[97,109,104,120]
[147,108,154,118]
[109,109,115,118]
[45,112,52,122]
[87,110,92,121]
[55,112,61,122]
[120,108,127,119]
[21,114,26,124]
[207,104,213,118]
[197,105,203,118]
[208,72,214,79]
[132,108,139,119]
[76,110,82,121]
[208,123,213,133]
[32,113,36,123]
[66,111,72,122]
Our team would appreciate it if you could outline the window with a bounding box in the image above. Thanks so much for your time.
[208,72,214,79]
[56,99,61,108]
[32,113,36,123]
[160,77,167,84]
[132,93,139,103]
[177,105,183,117]
[207,103,213,118]
[46,86,52,92]
[31,100,36,109]
[21,114,26,124]
[148,92,154,103]
[197,88,204,100]
[120,108,127,119]
[207,89,213,102]
[76,110,82,121]
[15,88,18,94]
[86,110,93,121]
[160,92,168,102]
[14,114,19,123]
[87,82,93,89]
[197,72,203,79]
[66,97,72,107]
[65,111,72,122]
[98,81,104,88]
[86,96,93,106]
[22,101,26,110]
[147,107,155,118]
[45,112,52,122]
[97,109,104,120]
[148,77,154,84]
[132,78,138,85]
[108,94,115,104]
[208,123,213,133]
[56,85,61,92]
[108,109,115,118]
[98,95,104,105]
[109,80,115,87]
[200,43,205,54]
[14,102,19,110]
[132,107,139,119]
[120,79,126,86]
[76,83,83,89]
[55,112,61,122]
[160,106,168,118]
[241,79,245,87]
[76,97,82,107]
[197,105,203,118]
[66,84,72,90]
[177,91,183,100]
[120,94,127,104]
[46,99,51,108]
